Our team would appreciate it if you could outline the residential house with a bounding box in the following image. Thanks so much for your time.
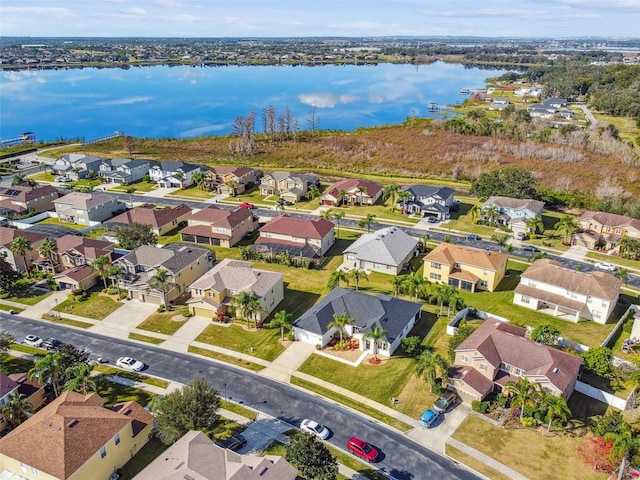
[180,205,259,248]
[259,171,319,203]
[98,158,150,184]
[399,185,454,220]
[205,166,262,194]
[251,214,335,260]
[0,226,48,272]
[320,178,383,206]
[0,184,61,218]
[342,226,418,275]
[148,160,202,188]
[514,258,621,323]
[115,244,214,304]
[37,234,114,274]
[0,391,153,480]
[188,258,284,323]
[528,104,558,119]
[482,196,545,236]
[134,430,297,480]
[542,97,568,109]
[575,210,640,249]
[292,287,422,356]
[488,97,510,111]
[0,373,19,433]
[7,372,46,414]
[448,319,583,402]
[423,243,508,292]
[53,192,126,225]
[107,203,192,236]
[50,154,104,180]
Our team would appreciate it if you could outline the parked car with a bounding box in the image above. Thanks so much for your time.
[24,335,43,347]
[521,245,540,253]
[301,419,330,440]
[218,434,246,451]
[238,202,254,209]
[42,337,64,351]
[346,436,379,463]
[427,216,438,223]
[594,262,617,273]
[465,234,481,241]
[515,232,527,241]
[116,356,145,372]
[418,408,441,428]
[433,390,458,413]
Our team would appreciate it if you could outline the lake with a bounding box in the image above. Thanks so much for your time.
[0,62,503,142]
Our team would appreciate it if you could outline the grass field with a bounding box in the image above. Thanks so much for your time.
[136,307,190,335]
[41,313,93,328]
[37,217,87,230]
[188,346,265,371]
[128,332,165,344]
[195,323,285,362]
[55,289,122,320]
[1,286,52,305]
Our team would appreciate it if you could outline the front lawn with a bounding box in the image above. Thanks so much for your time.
[37,217,88,230]
[0,304,23,313]
[167,185,215,199]
[117,439,169,480]
[2,355,35,374]
[136,307,190,335]
[195,323,285,362]
[1,286,52,305]
[55,289,123,320]
[108,180,158,193]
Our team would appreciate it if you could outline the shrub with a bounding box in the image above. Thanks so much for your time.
[471,400,490,414]
[521,417,536,428]
[333,340,351,351]
[157,305,166,313]
[107,287,118,295]
[498,395,510,408]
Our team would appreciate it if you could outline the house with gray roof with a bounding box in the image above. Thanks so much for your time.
[342,226,418,275]
[114,244,214,305]
[98,158,150,184]
[482,196,545,236]
[399,185,455,220]
[50,153,104,180]
[148,160,202,188]
[53,192,126,225]
[292,287,422,357]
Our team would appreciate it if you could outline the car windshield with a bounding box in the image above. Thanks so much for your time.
[313,424,323,433]
[436,398,447,406]
[362,443,372,454]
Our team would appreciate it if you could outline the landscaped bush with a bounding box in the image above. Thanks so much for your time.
[107,287,119,295]
[471,400,490,414]
[520,417,536,428]
[333,340,351,351]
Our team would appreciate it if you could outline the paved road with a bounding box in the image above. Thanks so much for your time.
[1,314,480,480]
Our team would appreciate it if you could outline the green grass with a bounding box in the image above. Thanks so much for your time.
[0,304,23,313]
[1,286,52,305]
[128,332,165,344]
[2,355,36,374]
[117,438,170,480]
[167,185,215,199]
[108,180,158,192]
[93,364,170,389]
[445,444,513,480]
[41,313,93,328]
[195,323,285,362]
[37,217,87,230]
[157,232,182,245]
[188,346,265,371]
[28,171,57,182]
[585,251,640,272]
[55,289,122,320]
[136,308,190,335]
[221,400,258,421]
[8,344,45,356]
[98,380,155,407]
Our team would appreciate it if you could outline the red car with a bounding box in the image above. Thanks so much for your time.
[346,436,379,463]
[239,202,254,209]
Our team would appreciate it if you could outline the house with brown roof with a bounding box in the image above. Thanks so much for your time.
[320,178,383,206]
[575,210,640,249]
[205,165,262,195]
[0,184,61,218]
[251,214,335,260]
[514,258,622,323]
[53,192,126,225]
[107,203,192,236]
[36,234,114,274]
[423,243,508,292]
[180,205,259,248]
[448,319,583,402]
[259,171,319,203]
[0,391,153,480]
[134,430,297,480]
[7,372,46,415]
[188,258,284,323]
[0,226,48,272]
[0,373,20,433]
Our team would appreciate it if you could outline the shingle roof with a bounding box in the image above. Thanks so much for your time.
[56,234,113,257]
[0,226,48,247]
[53,191,116,210]
[188,205,254,228]
[0,391,152,480]
[323,178,383,199]
[484,196,545,214]
[293,287,422,343]
[54,264,96,282]
[190,258,282,295]
[343,226,417,267]
[108,204,191,228]
[0,372,19,398]
[578,210,640,230]
[259,214,334,240]
[0,184,59,203]
[424,243,508,271]
[404,185,454,200]
[117,245,175,267]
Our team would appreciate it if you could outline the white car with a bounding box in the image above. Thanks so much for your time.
[116,356,145,372]
[24,335,43,347]
[300,419,330,440]
[594,262,617,273]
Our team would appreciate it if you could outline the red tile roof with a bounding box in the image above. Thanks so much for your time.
[109,203,191,228]
[259,214,334,239]
[189,205,254,227]
[322,178,383,199]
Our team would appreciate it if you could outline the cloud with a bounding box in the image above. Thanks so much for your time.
[298,92,359,108]
[153,0,185,7]
[0,6,73,18]
[179,124,226,137]
[95,96,154,106]
[368,94,385,104]
[542,0,640,11]
[118,7,146,16]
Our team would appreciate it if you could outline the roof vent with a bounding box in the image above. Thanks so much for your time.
[67,419,78,428]
[123,408,132,416]
[259,467,269,476]
[552,368,559,374]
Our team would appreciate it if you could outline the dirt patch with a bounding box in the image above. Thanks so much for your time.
[172,315,187,322]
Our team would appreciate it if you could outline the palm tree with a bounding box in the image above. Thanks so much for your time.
[616,267,629,286]
[491,233,510,253]
[327,270,349,290]
[107,264,124,296]
[270,309,293,340]
[147,268,173,307]
[91,255,112,291]
[360,214,377,233]
[38,237,57,264]
[1,393,33,428]
[382,184,399,211]
[526,217,544,238]
[233,291,265,328]
[147,394,165,415]
[619,237,640,260]
[239,245,251,260]
[397,190,411,214]
[355,185,368,206]
[556,215,580,245]
[337,189,348,206]
[11,174,36,187]
[320,209,333,221]
[389,275,405,297]
[29,353,63,398]
[64,363,103,395]
[605,426,639,480]
[332,211,345,238]
[125,186,136,207]
[327,312,355,343]
[434,284,456,316]
[419,234,430,252]
[468,204,482,224]
[484,205,500,226]
[505,244,516,255]
[504,377,541,421]
[9,236,32,273]
[233,291,253,326]
[350,268,368,291]
[192,170,206,191]
[306,184,320,200]
[541,393,571,433]
[275,202,285,212]
[363,326,388,361]
[529,251,547,262]
[403,272,427,302]
[416,349,449,392]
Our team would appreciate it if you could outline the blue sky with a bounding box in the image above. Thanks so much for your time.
[0,0,638,38]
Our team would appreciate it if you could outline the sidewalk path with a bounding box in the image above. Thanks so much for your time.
[89,300,158,339]
[561,245,588,262]
[261,341,316,382]
[446,438,529,480]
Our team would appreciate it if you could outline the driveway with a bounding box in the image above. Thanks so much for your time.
[88,300,158,339]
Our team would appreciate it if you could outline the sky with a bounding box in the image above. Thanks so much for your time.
[0,0,638,38]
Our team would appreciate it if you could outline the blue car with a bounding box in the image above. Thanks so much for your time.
[418,408,441,428]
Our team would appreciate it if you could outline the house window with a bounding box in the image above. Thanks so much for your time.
[587,297,592,304]
[515,368,525,376]
[217,227,226,233]
[499,362,510,372]
[460,355,469,363]
[615,229,622,234]
[521,295,530,304]
[20,463,27,473]
[593,311,601,319]
[479,364,487,371]
[430,262,441,270]
[114,433,120,445]
[483,269,488,276]
[479,280,488,288]
[31,467,39,476]
[100,446,107,458]
[602,301,608,308]
[429,273,441,281]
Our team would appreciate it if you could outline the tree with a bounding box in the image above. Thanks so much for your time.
[91,255,112,290]
[416,349,449,392]
[355,185,368,206]
[192,170,206,191]
[270,309,293,340]
[0,256,20,295]
[107,264,124,296]
[326,270,349,290]
[285,432,338,480]
[615,267,629,286]
[116,223,158,250]
[38,237,57,263]
[491,233,510,253]
[447,321,476,362]
[526,217,544,237]
[357,214,377,233]
[389,275,405,297]
[556,215,580,245]
[541,393,571,432]
[403,272,427,302]
[470,167,539,201]
[397,190,411,214]
[331,211,345,238]
[363,326,388,361]
[434,284,456,316]
[64,362,104,395]
[592,410,626,438]
[349,268,368,291]
[468,204,482,223]
[401,336,423,356]
[1,393,33,429]
[9,235,32,273]
[605,425,639,479]
[419,234,430,252]
[123,135,134,155]
[582,346,613,376]
[577,436,617,473]
[319,209,333,221]
[307,106,319,137]
[29,353,63,398]
[327,312,354,342]
[11,174,36,187]
[484,205,500,226]
[383,184,399,211]
[232,291,265,328]
[155,376,221,445]
[504,377,541,420]
[531,324,560,346]
[148,268,173,307]
[0,331,15,363]
[307,184,320,200]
